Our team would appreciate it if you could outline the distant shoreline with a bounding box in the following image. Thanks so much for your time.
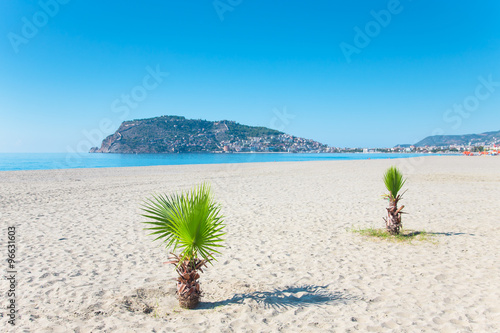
[87,151,460,155]
[0,152,464,172]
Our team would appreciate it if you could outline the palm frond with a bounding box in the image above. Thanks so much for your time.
[140,182,226,264]
[383,166,406,199]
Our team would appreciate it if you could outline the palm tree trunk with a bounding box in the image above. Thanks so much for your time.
[175,258,204,309]
[385,197,403,235]
[178,288,200,309]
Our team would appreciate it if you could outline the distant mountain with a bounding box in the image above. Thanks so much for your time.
[90,115,330,153]
[413,130,500,147]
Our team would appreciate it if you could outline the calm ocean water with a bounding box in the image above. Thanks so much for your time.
[0,153,435,171]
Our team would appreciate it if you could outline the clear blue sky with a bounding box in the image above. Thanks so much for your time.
[1,0,499,152]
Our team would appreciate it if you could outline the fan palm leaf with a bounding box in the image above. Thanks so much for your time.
[141,183,226,264]
[383,166,406,200]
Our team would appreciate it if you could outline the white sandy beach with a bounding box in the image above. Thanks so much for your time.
[1,156,499,332]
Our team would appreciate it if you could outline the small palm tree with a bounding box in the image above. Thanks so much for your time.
[140,183,225,309]
[383,166,407,235]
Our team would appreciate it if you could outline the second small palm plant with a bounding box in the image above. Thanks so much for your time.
[141,183,225,309]
[383,166,407,235]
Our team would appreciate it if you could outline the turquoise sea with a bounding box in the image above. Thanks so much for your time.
[0,153,437,172]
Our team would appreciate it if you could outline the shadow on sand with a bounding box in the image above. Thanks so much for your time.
[197,285,357,311]
[426,232,475,237]
[399,230,475,238]
[400,230,423,237]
